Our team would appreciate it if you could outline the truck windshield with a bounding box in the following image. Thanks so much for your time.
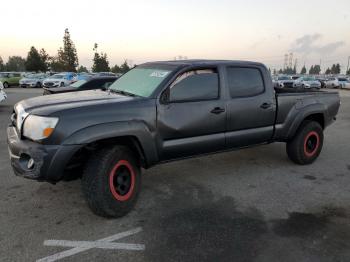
[108,67,172,97]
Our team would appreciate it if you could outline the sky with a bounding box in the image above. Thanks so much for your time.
[0,0,349,73]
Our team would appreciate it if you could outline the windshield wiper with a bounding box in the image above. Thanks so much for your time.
[108,89,138,97]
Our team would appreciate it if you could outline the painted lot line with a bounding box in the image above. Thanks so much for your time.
[36,227,145,262]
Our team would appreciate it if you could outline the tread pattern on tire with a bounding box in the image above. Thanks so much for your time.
[286,120,323,165]
[81,145,141,218]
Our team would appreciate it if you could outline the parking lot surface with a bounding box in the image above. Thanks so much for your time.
[1,88,350,262]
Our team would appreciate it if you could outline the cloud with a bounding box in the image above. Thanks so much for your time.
[290,34,345,54]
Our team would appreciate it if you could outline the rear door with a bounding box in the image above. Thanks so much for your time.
[225,66,276,148]
[157,68,226,160]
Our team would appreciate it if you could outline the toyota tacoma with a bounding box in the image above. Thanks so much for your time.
[7,60,340,218]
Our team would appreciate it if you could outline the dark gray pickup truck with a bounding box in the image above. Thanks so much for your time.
[7,60,340,217]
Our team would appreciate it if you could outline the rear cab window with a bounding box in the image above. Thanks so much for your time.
[226,67,264,98]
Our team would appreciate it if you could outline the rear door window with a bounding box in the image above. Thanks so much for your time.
[226,67,264,98]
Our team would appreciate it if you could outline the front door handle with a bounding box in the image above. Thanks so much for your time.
[260,102,272,109]
[211,107,225,114]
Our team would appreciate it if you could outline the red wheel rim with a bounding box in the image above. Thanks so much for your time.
[303,131,320,157]
[109,160,135,201]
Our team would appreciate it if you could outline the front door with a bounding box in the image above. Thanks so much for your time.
[157,68,226,160]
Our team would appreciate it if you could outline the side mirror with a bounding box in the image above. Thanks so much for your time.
[160,89,170,104]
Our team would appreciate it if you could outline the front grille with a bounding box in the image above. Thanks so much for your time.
[283,82,294,88]
[45,82,54,87]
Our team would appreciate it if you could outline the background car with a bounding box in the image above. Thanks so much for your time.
[19,73,48,88]
[315,76,327,88]
[0,72,22,88]
[76,72,94,81]
[42,72,77,88]
[325,77,339,88]
[43,76,118,95]
[96,72,117,77]
[0,81,7,103]
[294,76,321,89]
[274,75,295,88]
[337,77,350,89]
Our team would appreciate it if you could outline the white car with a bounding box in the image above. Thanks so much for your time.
[19,73,48,88]
[274,75,295,88]
[42,73,77,88]
[325,77,339,88]
[0,81,7,103]
[294,76,321,89]
[337,77,350,89]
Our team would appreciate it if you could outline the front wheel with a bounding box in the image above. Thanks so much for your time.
[82,145,141,218]
[286,121,323,165]
[3,82,9,88]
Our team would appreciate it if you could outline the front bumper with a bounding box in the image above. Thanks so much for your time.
[0,90,6,102]
[20,83,37,88]
[7,126,81,183]
[43,83,60,88]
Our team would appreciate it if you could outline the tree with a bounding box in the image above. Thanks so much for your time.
[25,46,47,72]
[111,64,121,74]
[49,51,66,72]
[308,65,320,75]
[329,63,341,74]
[325,68,331,75]
[77,65,88,73]
[0,56,5,71]
[40,48,50,71]
[347,68,350,75]
[309,65,314,74]
[334,63,341,74]
[120,60,130,74]
[6,56,26,71]
[92,43,110,72]
[300,65,307,74]
[313,65,321,74]
[51,29,79,72]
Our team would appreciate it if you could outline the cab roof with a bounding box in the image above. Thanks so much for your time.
[140,59,265,68]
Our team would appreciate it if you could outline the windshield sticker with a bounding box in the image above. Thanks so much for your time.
[150,71,169,78]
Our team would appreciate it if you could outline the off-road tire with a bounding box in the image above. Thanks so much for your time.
[82,145,141,218]
[286,121,323,165]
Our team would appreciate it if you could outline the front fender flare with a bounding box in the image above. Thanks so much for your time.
[62,121,159,167]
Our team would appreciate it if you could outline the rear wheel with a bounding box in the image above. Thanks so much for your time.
[286,121,323,165]
[82,145,141,218]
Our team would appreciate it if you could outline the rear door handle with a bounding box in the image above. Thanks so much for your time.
[260,102,272,109]
[211,107,225,114]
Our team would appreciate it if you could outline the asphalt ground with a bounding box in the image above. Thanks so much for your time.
[1,87,350,262]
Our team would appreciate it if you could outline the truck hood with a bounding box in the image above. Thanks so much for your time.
[17,90,136,115]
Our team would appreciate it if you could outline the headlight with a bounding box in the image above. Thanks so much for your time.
[23,115,59,141]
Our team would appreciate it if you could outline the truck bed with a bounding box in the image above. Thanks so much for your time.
[274,87,340,141]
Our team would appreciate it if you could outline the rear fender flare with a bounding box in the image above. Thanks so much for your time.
[286,103,326,139]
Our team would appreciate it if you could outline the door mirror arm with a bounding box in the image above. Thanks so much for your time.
[160,89,170,104]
